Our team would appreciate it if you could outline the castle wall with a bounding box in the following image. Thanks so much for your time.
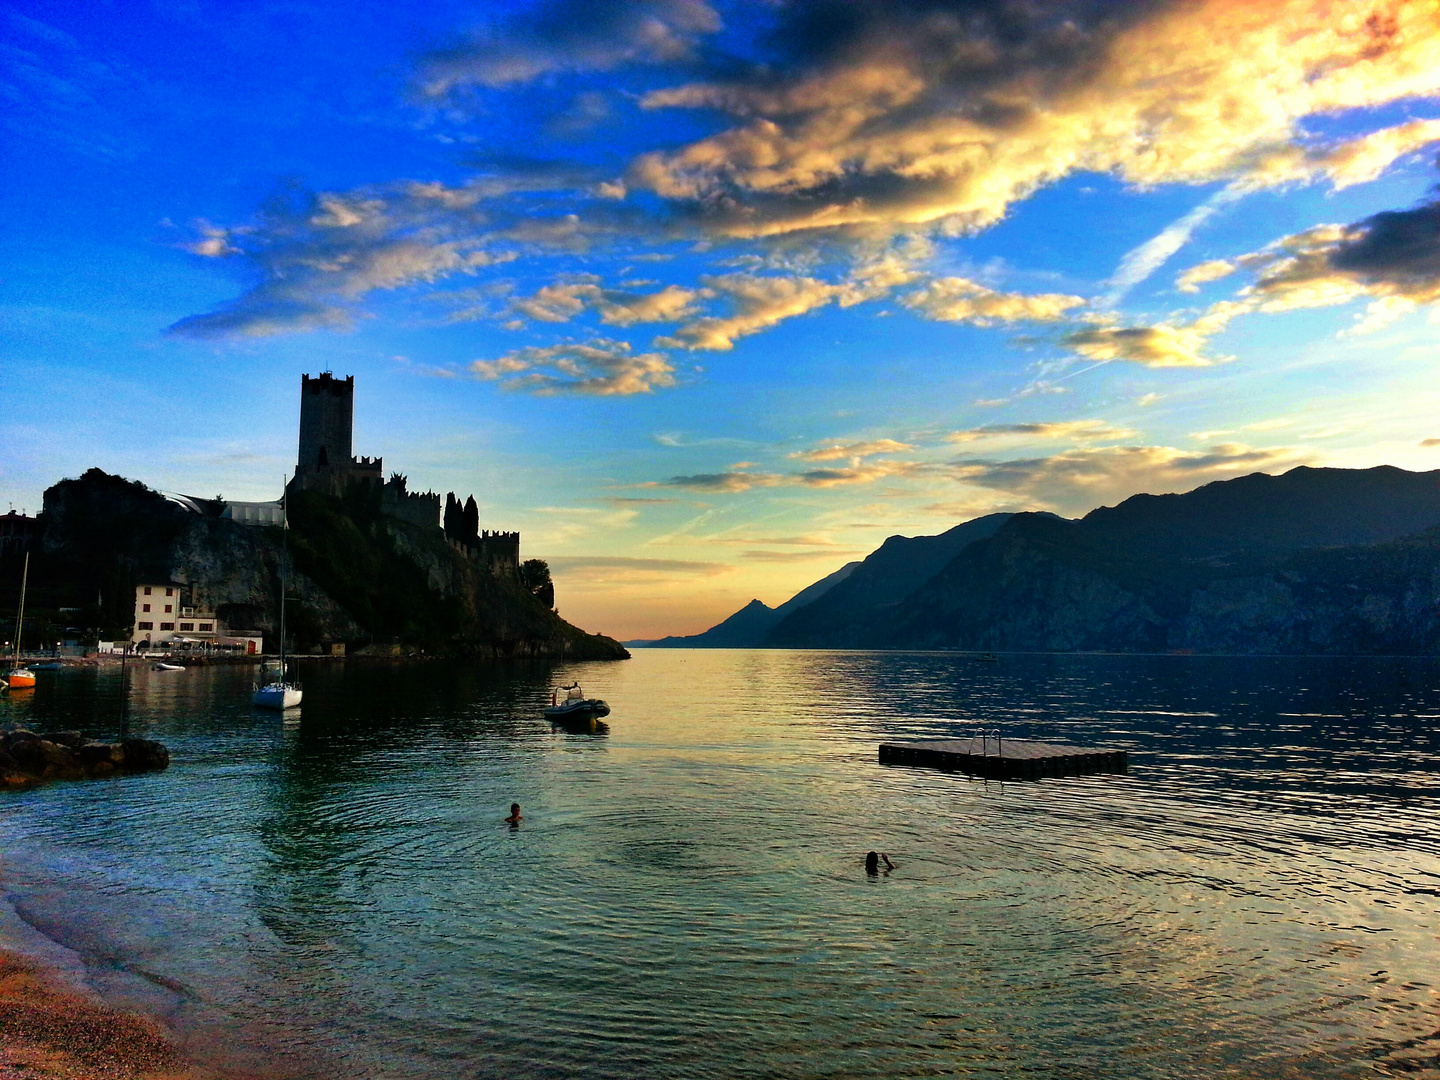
[297,373,353,472]
[447,531,520,579]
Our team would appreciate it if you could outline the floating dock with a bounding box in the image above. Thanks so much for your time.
[878,738,1127,780]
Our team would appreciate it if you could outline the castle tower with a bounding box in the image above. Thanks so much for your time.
[297,372,353,473]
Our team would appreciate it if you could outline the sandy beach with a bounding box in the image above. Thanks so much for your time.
[0,947,212,1080]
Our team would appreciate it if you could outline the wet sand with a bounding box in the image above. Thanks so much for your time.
[0,947,214,1080]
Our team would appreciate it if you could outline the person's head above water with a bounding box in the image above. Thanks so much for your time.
[511,803,520,814]
[865,851,879,873]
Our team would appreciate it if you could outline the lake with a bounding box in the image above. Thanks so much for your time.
[2,650,1439,1078]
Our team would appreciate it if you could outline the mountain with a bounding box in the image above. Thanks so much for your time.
[638,560,860,647]
[765,513,1017,647]
[10,469,628,660]
[873,465,1440,653]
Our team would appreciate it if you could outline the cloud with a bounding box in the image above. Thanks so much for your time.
[789,439,914,462]
[902,277,1085,325]
[1176,259,1237,293]
[1243,197,1440,316]
[544,555,732,583]
[1247,118,1440,190]
[1105,187,1247,303]
[739,549,863,563]
[644,470,785,493]
[469,337,676,395]
[1063,323,1224,368]
[418,0,721,93]
[953,443,1312,514]
[511,276,709,326]
[628,1,1440,238]
[167,182,523,338]
[668,273,844,350]
[796,460,926,487]
[946,420,1138,444]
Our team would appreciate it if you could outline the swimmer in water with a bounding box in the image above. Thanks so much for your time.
[504,803,522,824]
[864,851,895,875]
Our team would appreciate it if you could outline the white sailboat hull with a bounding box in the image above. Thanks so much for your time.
[252,684,303,709]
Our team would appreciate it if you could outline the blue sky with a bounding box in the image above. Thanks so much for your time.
[4,0,1440,638]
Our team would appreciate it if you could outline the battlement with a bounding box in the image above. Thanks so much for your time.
[302,372,353,396]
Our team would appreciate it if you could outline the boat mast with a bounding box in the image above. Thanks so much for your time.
[13,551,28,665]
[278,481,288,673]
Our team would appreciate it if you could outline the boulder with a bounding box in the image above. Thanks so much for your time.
[39,730,84,749]
[1,729,38,749]
[119,739,169,773]
[77,742,125,766]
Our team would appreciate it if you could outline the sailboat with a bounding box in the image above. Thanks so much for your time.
[3,552,36,690]
[252,486,302,710]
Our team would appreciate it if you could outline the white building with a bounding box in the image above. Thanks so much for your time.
[222,500,286,526]
[131,584,264,653]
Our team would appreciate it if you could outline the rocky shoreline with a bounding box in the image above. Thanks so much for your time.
[0,730,170,788]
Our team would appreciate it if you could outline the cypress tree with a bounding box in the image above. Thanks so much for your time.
[443,493,459,539]
[463,495,479,541]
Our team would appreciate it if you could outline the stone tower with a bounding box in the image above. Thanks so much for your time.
[297,372,353,473]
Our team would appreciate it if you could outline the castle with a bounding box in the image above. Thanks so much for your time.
[288,373,519,574]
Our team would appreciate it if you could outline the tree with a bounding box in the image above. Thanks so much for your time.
[520,559,554,608]
[443,493,460,539]
[462,495,479,541]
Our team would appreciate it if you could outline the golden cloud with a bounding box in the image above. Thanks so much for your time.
[469,338,676,395]
[1063,324,1224,368]
[668,273,844,350]
[789,439,915,462]
[629,1,1440,238]
[512,277,709,326]
[902,277,1086,325]
[946,420,1139,444]
[1175,259,1238,293]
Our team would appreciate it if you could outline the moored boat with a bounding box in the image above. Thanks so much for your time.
[544,682,610,718]
[251,485,302,711]
[3,552,35,690]
[253,682,303,709]
[152,662,185,671]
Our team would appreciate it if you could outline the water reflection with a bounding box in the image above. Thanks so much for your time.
[1,652,1439,1079]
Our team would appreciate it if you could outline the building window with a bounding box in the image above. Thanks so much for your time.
[166,588,174,596]
[199,623,213,632]
[138,622,153,630]
[160,622,174,631]
[180,623,194,631]
[142,604,150,612]
[143,587,152,595]
[164,604,172,613]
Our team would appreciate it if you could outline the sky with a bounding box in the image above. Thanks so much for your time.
[3,0,1440,640]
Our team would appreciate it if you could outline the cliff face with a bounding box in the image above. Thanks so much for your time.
[874,468,1440,654]
[731,465,1440,655]
[32,469,627,660]
[766,513,1016,647]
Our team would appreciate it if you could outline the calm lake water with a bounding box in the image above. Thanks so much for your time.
[2,650,1439,1079]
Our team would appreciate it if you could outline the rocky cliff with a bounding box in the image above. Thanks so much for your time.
[24,469,627,660]
[852,466,1440,654]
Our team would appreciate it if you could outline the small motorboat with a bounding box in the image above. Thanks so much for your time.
[544,682,610,719]
[30,661,65,671]
[152,662,185,671]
